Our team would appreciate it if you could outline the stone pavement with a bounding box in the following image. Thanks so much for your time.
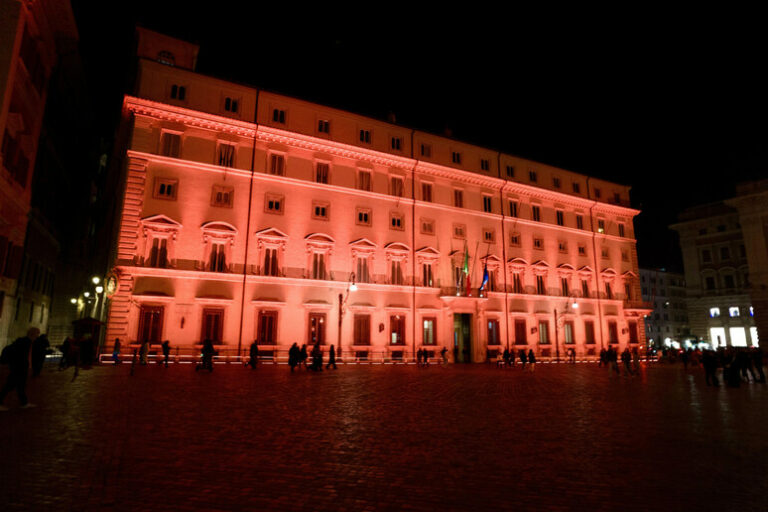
[0,360,766,511]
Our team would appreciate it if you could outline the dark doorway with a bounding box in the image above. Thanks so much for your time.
[138,305,163,344]
[453,313,472,363]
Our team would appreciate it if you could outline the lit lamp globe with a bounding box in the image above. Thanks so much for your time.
[92,276,100,285]
[96,286,104,294]
[83,292,90,298]
[70,298,77,304]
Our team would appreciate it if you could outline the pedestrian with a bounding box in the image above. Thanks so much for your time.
[621,348,633,376]
[599,348,607,367]
[112,338,122,365]
[300,344,308,370]
[310,344,323,371]
[632,347,640,374]
[139,340,149,365]
[527,349,536,372]
[326,344,338,370]
[31,333,50,377]
[249,340,259,370]
[0,327,39,410]
[416,348,423,367]
[702,349,719,387]
[503,347,510,367]
[59,337,71,369]
[200,338,214,372]
[519,349,527,370]
[453,345,459,363]
[441,346,448,366]
[288,343,300,372]
[162,340,171,367]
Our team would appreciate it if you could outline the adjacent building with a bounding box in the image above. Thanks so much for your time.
[639,268,690,348]
[670,182,768,347]
[105,29,650,362]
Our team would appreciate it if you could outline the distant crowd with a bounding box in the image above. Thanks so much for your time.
[658,346,765,387]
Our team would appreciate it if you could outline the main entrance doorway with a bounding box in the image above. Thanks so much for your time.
[453,313,472,363]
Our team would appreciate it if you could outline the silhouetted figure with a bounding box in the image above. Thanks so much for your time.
[31,334,49,377]
[112,338,122,365]
[310,344,323,371]
[300,344,308,370]
[503,348,510,367]
[59,338,72,369]
[752,347,765,383]
[326,345,337,369]
[519,349,527,370]
[599,348,607,367]
[249,340,259,370]
[139,340,149,365]
[416,348,423,366]
[288,343,300,372]
[621,348,633,376]
[0,327,39,410]
[702,349,719,387]
[609,347,620,375]
[453,345,459,363]
[423,349,429,367]
[527,349,536,372]
[199,339,214,372]
[681,349,690,370]
[441,346,448,366]
[162,340,171,367]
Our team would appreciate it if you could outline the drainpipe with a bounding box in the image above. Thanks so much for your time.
[236,89,260,357]
[587,177,605,350]
[498,152,510,350]
[410,129,417,362]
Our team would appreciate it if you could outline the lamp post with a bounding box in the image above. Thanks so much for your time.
[554,295,579,363]
[337,272,357,362]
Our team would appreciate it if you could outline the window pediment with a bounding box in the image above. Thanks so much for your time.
[141,214,181,238]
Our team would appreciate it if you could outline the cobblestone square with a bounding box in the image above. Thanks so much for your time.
[1,361,766,511]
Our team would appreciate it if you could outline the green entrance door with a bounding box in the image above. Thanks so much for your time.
[453,313,472,363]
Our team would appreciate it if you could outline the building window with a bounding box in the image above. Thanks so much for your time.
[581,279,589,297]
[572,182,581,193]
[263,247,279,276]
[614,192,621,203]
[720,247,731,260]
[487,319,500,345]
[601,248,609,259]
[358,170,372,191]
[536,275,546,295]
[453,224,466,239]
[594,188,601,199]
[483,229,495,243]
[538,321,549,344]
[315,162,330,184]
[356,208,372,226]
[257,311,278,344]
[702,249,711,263]
[509,201,518,217]
[512,273,523,294]
[510,233,521,247]
[624,283,632,300]
[529,170,537,182]
[421,183,433,202]
[621,250,629,262]
[209,243,227,272]
[605,282,613,299]
[390,315,405,345]
[311,253,326,280]
[160,132,181,158]
[423,318,436,345]
[618,224,625,237]
[170,84,186,100]
[532,206,541,222]
[211,186,234,208]
[724,274,735,288]
[148,237,168,268]
[390,260,404,285]
[391,137,402,151]
[506,165,515,178]
[514,318,527,344]
[201,309,224,343]
[224,97,239,113]
[308,313,326,345]
[574,215,583,230]
[356,255,371,283]
[422,262,434,287]
[390,212,404,231]
[390,176,404,197]
[553,177,561,188]
[561,277,569,296]
[454,189,464,208]
[558,241,567,253]
[420,144,431,157]
[481,159,490,171]
[268,154,285,176]
[533,238,543,250]
[710,307,720,318]
[578,245,586,256]
[705,276,716,290]
[556,210,564,226]
[217,143,235,167]
[420,219,435,235]
[584,320,595,344]
[359,129,371,144]
[354,315,370,345]
[483,196,493,213]
[317,119,330,134]
[272,109,286,124]
[153,178,178,200]
[265,193,284,214]
[312,202,330,220]
[597,219,605,233]
[451,151,462,164]
[608,321,618,343]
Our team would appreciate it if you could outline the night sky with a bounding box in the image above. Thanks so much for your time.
[71,3,766,271]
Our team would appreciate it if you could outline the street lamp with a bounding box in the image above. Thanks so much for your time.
[553,295,579,363]
[338,272,357,362]
[92,276,100,285]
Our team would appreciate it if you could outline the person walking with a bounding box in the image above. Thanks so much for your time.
[288,343,300,372]
[300,344,308,370]
[527,349,536,372]
[200,339,215,372]
[249,340,259,370]
[112,338,122,365]
[702,349,719,387]
[139,340,149,365]
[519,349,527,371]
[162,340,171,367]
[31,333,50,377]
[416,348,423,367]
[621,347,633,376]
[59,337,72,369]
[441,346,448,367]
[0,327,39,410]
[326,344,338,370]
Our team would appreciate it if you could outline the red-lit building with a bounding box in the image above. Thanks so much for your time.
[106,29,650,361]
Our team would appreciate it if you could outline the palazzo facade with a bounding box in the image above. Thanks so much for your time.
[106,30,649,362]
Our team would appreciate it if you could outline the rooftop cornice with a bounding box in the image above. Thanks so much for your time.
[415,161,502,187]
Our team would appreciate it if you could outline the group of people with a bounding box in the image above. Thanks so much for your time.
[493,348,538,372]
[699,347,764,387]
[416,347,449,367]
[599,346,640,376]
[286,342,337,371]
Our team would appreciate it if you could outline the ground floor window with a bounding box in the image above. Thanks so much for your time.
[390,315,405,345]
[309,312,326,345]
[584,320,595,344]
[138,305,164,344]
[564,321,574,344]
[514,318,527,345]
[538,321,549,344]
[258,310,278,344]
[423,317,436,345]
[354,314,370,345]
[608,321,618,343]
[202,308,224,343]
[487,319,500,345]
[628,320,638,343]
